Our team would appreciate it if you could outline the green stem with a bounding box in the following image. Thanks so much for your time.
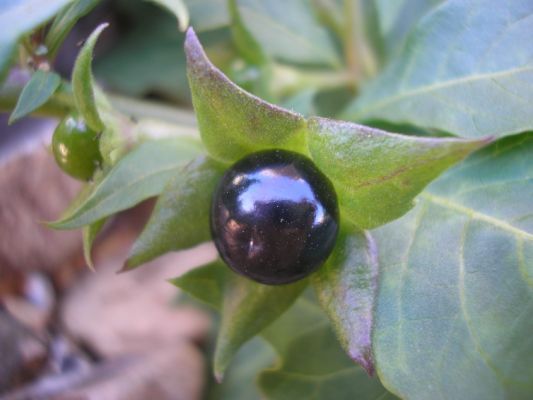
[109,94,197,127]
[270,63,355,97]
[343,0,377,81]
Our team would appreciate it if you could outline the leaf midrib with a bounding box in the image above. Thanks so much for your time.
[421,192,533,240]
[353,65,533,118]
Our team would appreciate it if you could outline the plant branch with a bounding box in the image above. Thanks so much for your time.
[270,63,356,97]
[344,0,377,81]
[109,94,197,127]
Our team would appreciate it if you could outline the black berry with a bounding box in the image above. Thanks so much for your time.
[210,149,339,285]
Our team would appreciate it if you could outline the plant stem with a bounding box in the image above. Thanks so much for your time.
[343,0,377,81]
[109,95,197,127]
[270,63,355,97]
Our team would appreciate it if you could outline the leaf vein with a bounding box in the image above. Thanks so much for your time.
[355,65,533,118]
[422,192,533,240]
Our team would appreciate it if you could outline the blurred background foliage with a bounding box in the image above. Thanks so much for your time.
[83,0,369,116]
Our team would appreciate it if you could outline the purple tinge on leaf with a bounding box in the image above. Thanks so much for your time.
[312,229,378,376]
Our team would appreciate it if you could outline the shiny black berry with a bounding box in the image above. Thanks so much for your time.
[210,149,340,285]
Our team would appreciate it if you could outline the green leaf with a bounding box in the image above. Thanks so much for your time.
[259,295,396,400]
[185,28,308,163]
[45,0,101,57]
[207,337,276,400]
[373,133,533,399]
[148,0,189,31]
[343,0,533,138]
[171,260,228,309]
[311,0,344,38]
[9,70,61,124]
[82,218,106,270]
[72,22,108,132]
[0,0,73,82]
[125,156,223,269]
[307,117,490,229]
[214,268,307,381]
[228,0,266,65]
[312,227,378,375]
[173,260,307,381]
[184,0,229,31]
[281,88,317,116]
[50,138,201,229]
[375,0,443,61]
[233,0,340,67]
[174,263,394,398]
[94,20,189,103]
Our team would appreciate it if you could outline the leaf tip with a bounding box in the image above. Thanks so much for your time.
[7,113,18,125]
[480,135,496,146]
[42,218,60,229]
[118,260,135,274]
[93,21,110,37]
[184,26,199,50]
[349,348,375,376]
[184,27,206,67]
[44,218,72,230]
[122,246,147,272]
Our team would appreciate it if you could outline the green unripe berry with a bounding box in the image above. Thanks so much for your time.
[52,114,102,181]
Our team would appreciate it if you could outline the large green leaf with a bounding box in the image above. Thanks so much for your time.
[0,0,73,82]
[94,19,190,104]
[175,265,278,400]
[184,0,229,31]
[375,0,443,61]
[185,28,308,163]
[214,264,307,380]
[171,260,228,309]
[72,23,108,132]
[148,0,189,31]
[233,0,340,67]
[228,0,266,65]
[125,156,223,269]
[9,70,61,124]
[45,0,101,57]
[281,88,317,117]
[259,295,396,400]
[343,0,533,139]
[50,138,201,229]
[311,0,343,37]
[173,260,307,381]
[207,337,276,400]
[373,133,533,399]
[175,263,394,399]
[307,117,489,229]
[312,226,378,375]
